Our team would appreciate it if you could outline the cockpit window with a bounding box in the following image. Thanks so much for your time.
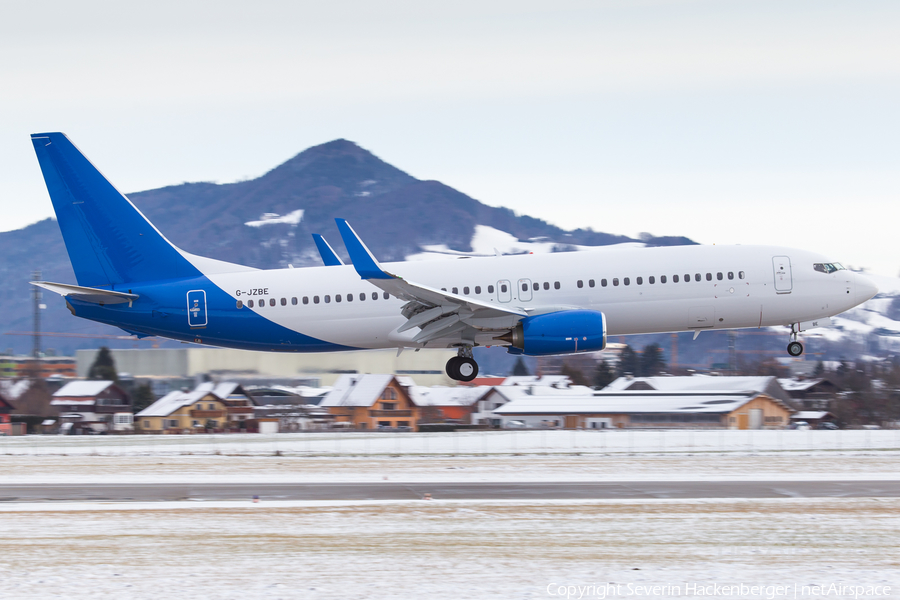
[813,262,845,274]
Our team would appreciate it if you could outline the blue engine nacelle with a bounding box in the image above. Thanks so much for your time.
[500,310,607,356]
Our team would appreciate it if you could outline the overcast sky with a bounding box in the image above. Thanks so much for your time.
[2,0,898,275]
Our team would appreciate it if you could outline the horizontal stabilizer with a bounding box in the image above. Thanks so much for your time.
[312,234,344,266]
[32,281,138,306]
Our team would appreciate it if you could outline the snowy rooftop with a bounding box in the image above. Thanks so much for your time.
[604,375,779,395]
[792,411,833,420]
[776,378,829,392]
[53,380,116,398]
[495,392,775,415]
[408,386,491,407]
[320,374,396,408]
[136,382,248,417]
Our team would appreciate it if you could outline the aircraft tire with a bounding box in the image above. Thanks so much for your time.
[787,341,803,357]
[456,357,479,382]
[446,357,462,380]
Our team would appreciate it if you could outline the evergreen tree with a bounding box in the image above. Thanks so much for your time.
[617,345,639,377]
[87,346,118,381]
[131,383,156,413]
[560,361,591,387]
[593,359,615,389]
[511,356,530,376]
[640,343,666,376]
[813,360,825,377]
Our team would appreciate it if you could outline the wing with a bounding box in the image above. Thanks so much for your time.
[311,234,344,266]
[335,219,527,346]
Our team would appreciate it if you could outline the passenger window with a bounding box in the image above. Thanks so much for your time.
[314,296,320,304]
[728,272,734,280]
[501,284,508,293]
[236,300,243,309]
[661,275,666,283]
[624,278,630,286]
[248,299,254,308]
[589,279,595,288]
[383,292,389,299]
[303,297,309,305]
[739,271,745,279]
[694,274,701,282]
[684,274,690,282]
[522,283,528,292]
[613,278,619,286]
[716,273,723,281]
[281,298,287,306]
[452,287,458,294]
[673,275,679,283]
[372,292,378,300]
[335,294,341,303]
[441,288,447,292]
[543,282,549,290]
[359,293,365,301]
[347,293,353,302]
[601,279,608,287]
[533,282,539,291]
[464,286,469,295]
[577,280,583,288]
[636,277,643,285]
[554,281,560,289]
[324,295,331,304]
[292,297,298,305]
[706,273,712,281]
[488,285,494,293]
[475,286,482,294]
[648,276,655,284]
[269,298,276,307]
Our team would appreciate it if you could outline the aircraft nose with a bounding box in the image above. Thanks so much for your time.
[855,273,879,304]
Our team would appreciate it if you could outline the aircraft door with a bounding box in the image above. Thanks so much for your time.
[773,256,792,293]
[187,290,208,327]
[518,278,533,302]
[497,280,512,303]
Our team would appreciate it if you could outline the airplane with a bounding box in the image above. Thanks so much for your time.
[29,132,878,382]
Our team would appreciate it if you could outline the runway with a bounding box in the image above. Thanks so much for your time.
[2,480,899,503]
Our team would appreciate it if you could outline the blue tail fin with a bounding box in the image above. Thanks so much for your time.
[31,132,201,287]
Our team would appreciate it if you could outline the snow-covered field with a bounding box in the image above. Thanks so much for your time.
[1,498,897,600]
[3,432,898,599]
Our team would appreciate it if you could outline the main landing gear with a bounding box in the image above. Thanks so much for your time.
[787,324,804,357]
[446,346,479,382]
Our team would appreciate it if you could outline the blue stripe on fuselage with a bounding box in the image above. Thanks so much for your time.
[68,275,358,352]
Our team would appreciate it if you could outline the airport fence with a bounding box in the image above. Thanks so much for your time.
[1,428,899,457]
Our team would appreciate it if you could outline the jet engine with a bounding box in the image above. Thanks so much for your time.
[497,310,607,356]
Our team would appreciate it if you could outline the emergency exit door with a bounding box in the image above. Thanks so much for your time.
[187,290,208,327]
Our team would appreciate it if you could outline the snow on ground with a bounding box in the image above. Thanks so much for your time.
[1,430,899,485]
[244,209,304,227]
[1,498,897,600]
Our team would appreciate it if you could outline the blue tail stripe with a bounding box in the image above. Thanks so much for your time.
[31,132,201,287]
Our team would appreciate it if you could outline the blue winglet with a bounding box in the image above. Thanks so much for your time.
[312,234,344,266]
[334,219,393,280]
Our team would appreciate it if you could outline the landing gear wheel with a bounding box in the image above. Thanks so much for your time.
[446,357,463,380]
[787,341,804,357]
[456,357,479,382]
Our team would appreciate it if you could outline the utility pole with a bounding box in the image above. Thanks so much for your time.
[32,270,42,359]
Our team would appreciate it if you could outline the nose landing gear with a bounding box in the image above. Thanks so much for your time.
[787,324,804,357]
[446,346,479,382]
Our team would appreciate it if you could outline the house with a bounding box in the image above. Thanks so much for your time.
[136,382,256,433]
[51,380,132,434]
[603,375,795,404]
[790,411,837,427]
[320,374,420,430]
[471,378,593,426]
[495,389,794,430]
[777,378,841,410]
[408,385,492,424]
[0,391,24,436]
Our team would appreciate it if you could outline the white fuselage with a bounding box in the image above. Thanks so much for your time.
[201,244,873,349]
